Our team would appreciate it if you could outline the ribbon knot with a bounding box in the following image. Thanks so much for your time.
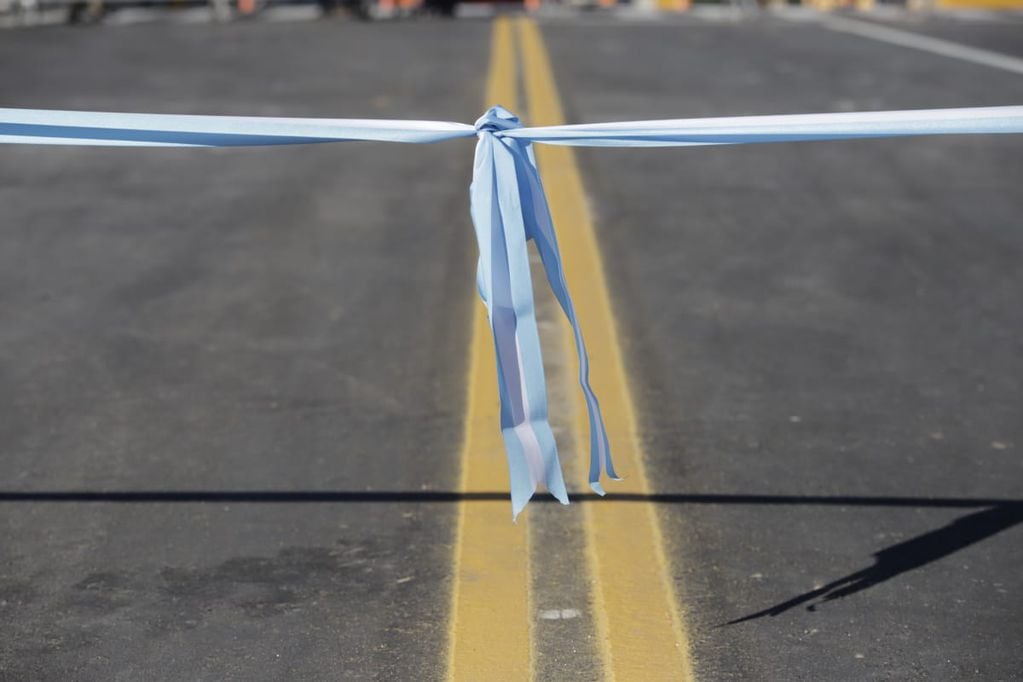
[474,105,522,135]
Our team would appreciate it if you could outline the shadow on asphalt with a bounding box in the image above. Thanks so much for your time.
[725,502,1023,625]
[3,490,1020,622]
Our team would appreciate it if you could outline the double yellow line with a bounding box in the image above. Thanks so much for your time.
[447,16,695,681]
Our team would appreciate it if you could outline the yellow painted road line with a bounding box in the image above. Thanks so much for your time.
[518,17,696,681]
[446,16,533,682]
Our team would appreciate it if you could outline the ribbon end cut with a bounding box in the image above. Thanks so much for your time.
[510,476,571,520]
[551,485,570,506]
[511,492,531,522]
[590,481,607,497]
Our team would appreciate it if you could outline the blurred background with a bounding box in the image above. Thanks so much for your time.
[3,0,1022,26]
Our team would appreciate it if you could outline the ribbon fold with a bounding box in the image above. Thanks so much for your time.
[2,103,1022,514]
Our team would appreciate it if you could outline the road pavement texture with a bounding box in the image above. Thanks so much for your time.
[851,9,1023,59]
[2,9,1022,681]
[0,19,487,680]
[541,10,1023,680]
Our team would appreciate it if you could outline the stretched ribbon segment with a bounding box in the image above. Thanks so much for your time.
[3,104,1020,148]
[505,105,1023,147]
[0,107,476,146]
[1,102,1022,513]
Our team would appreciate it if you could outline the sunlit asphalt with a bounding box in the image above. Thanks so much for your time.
[1,8,1021,680]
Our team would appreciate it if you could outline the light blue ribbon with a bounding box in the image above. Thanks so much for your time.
[2,103,1021,514]
[472,106,616,516]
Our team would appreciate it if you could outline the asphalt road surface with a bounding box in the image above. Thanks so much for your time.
[1,7,1021,681]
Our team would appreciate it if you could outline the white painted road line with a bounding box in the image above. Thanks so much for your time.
[824,15,1023,77]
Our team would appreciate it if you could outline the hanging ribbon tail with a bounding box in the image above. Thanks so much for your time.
[516,143,620,496]
[470,106,571,518]
[469,105,620,514]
